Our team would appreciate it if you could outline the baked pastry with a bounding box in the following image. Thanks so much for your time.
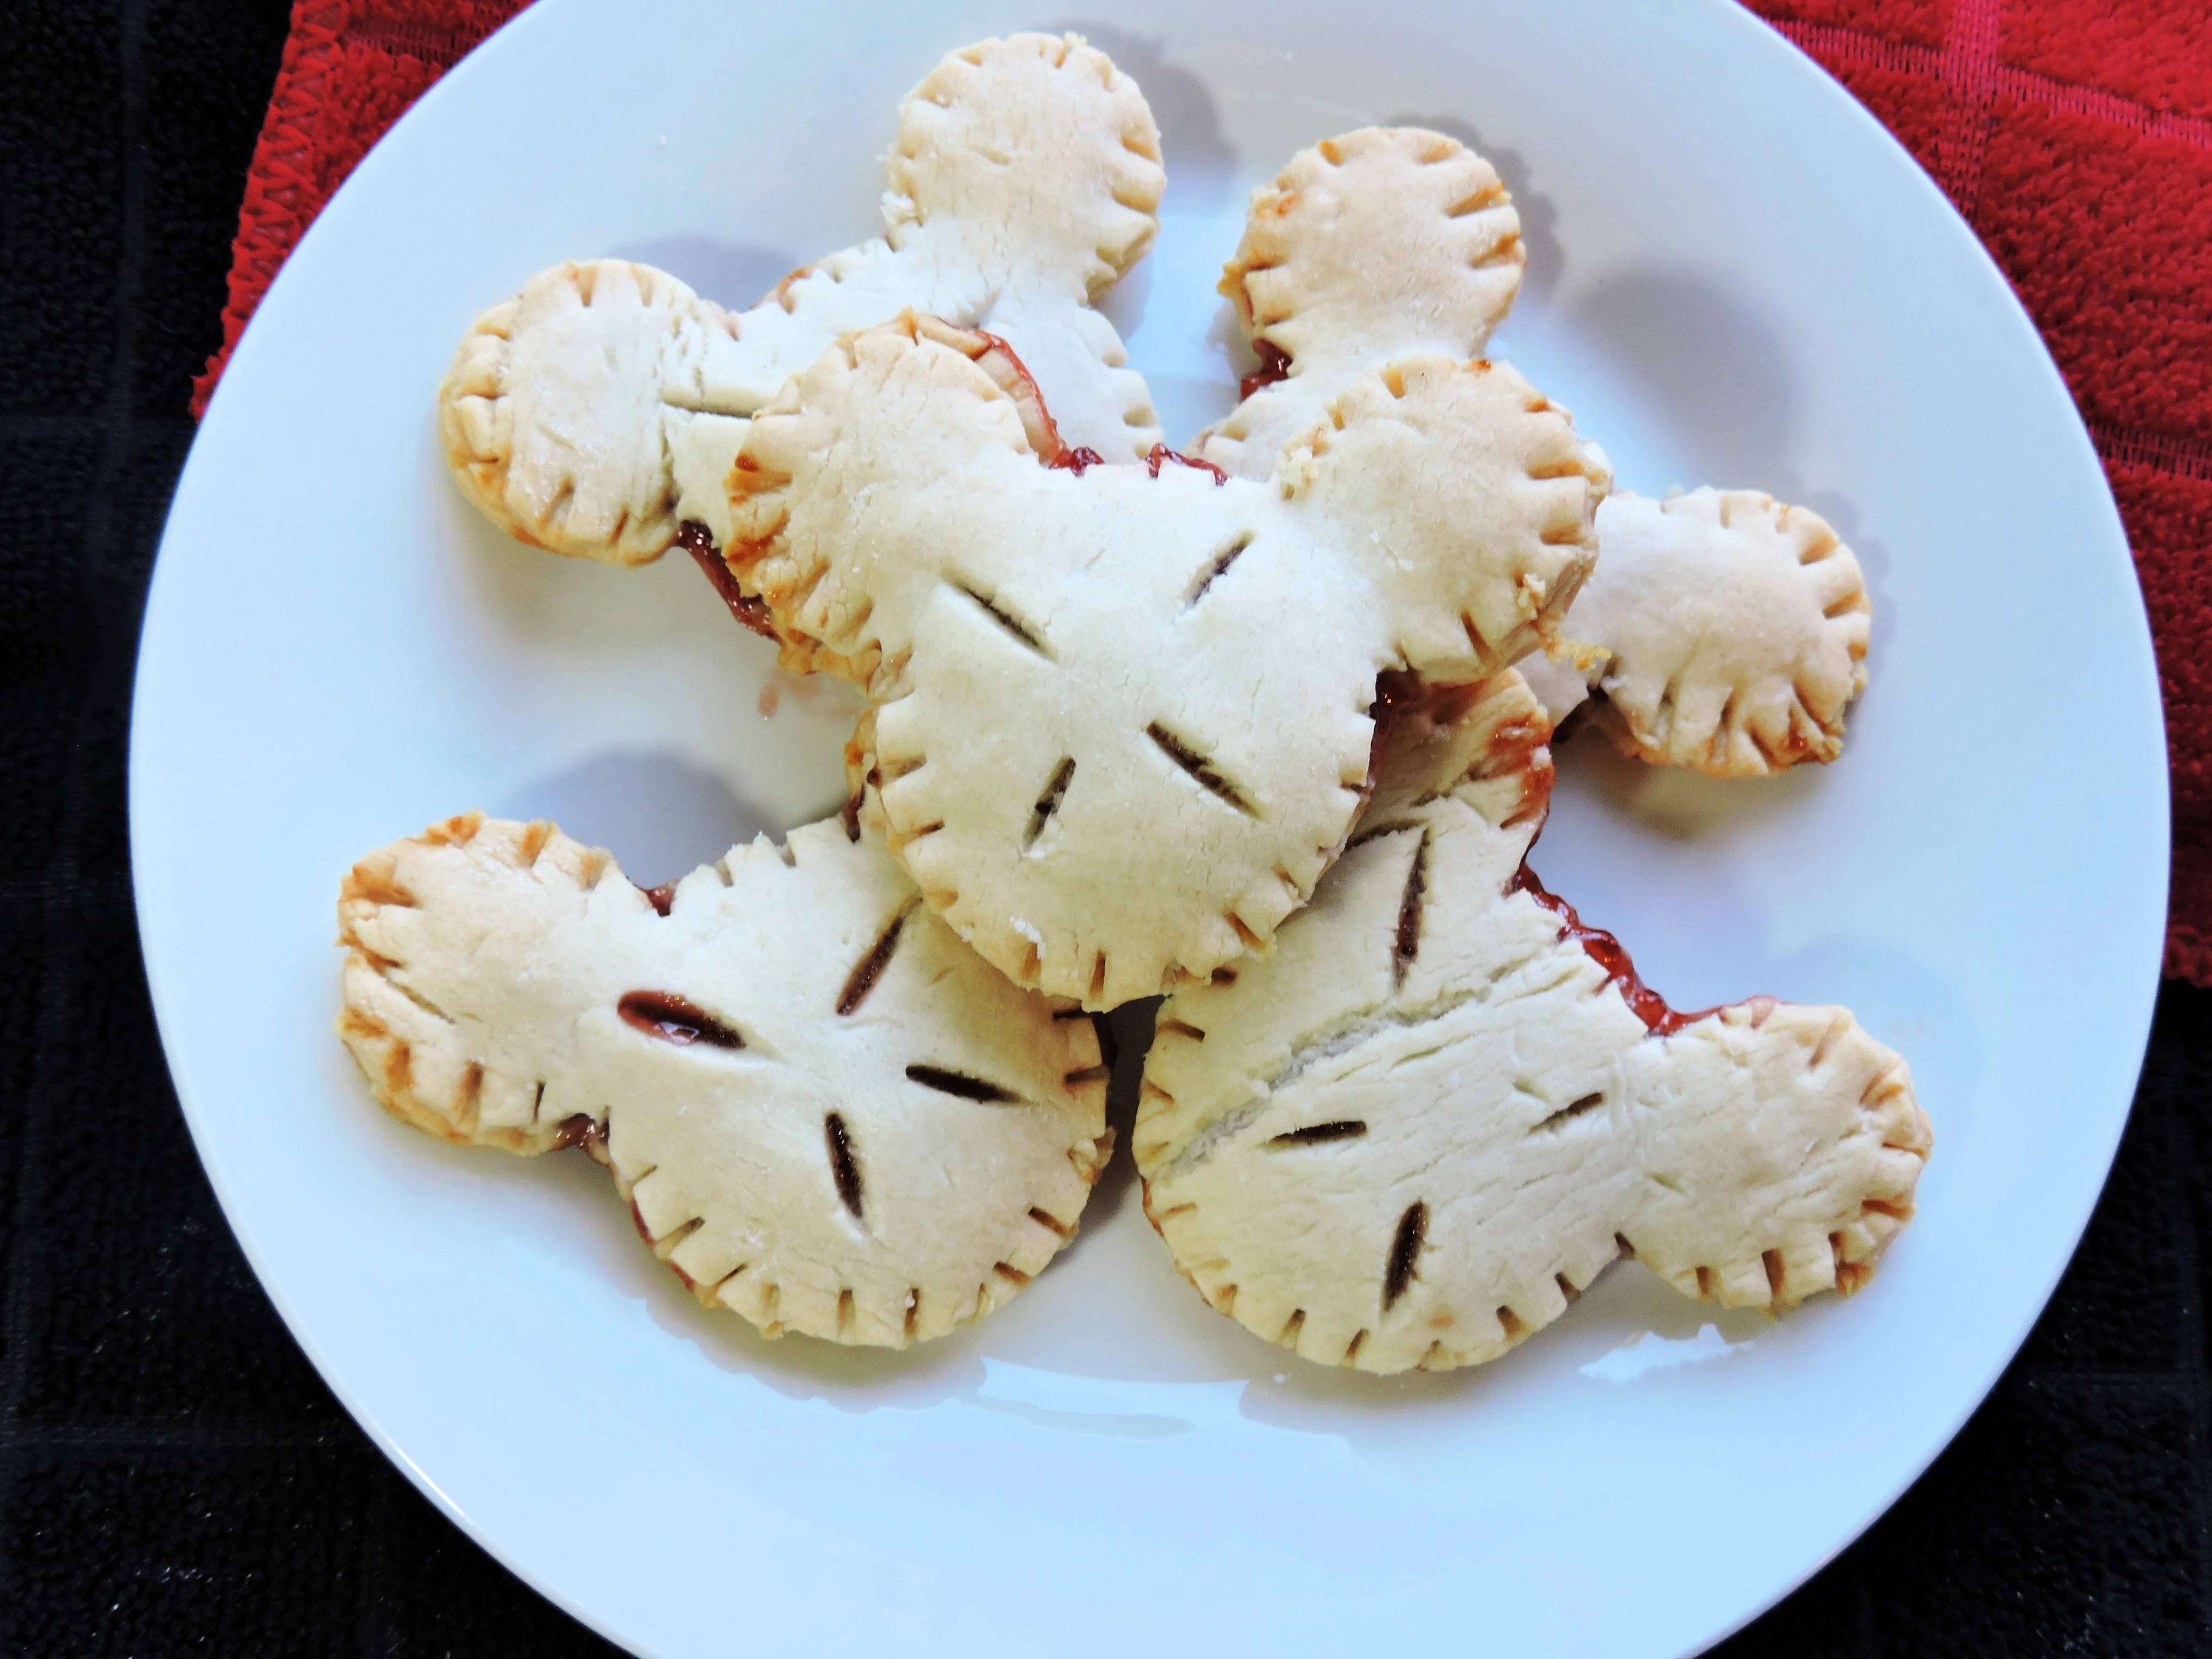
[439,33,1165,570]
[1196,126,1526,478]
[1134,673,1928,1374]
[1522,489,1871,775]
[725,313,1610,1006]
[337,811,1111,1346]
[1197,127,1872,778]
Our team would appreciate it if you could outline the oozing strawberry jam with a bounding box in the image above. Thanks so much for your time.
[1049,445,1104,475]
[676,520,777,639]
[1145,443,1228,485]
[1239,339,1292,402]
[1506,863,1723,1036]
[617,989,744,1049]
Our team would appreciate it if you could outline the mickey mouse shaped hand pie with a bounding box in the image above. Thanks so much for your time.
[340,812,1110,1346]
[1135,674,1929,1373]
[1199,127,1874,779]
[725,313,1610,1007]
[439,33,1165,570]
[369,38,1927,1366]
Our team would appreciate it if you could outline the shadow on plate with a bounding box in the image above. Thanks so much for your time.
[1551,729,1829,845]
[494,750,781,889]
[1566,266,1800,494]
[608,236,801,312]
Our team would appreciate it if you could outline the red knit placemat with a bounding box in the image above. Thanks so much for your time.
[192,0,2212,981]
[188,0,530,414]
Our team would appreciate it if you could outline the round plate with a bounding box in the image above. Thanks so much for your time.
[132,2,2167,1654]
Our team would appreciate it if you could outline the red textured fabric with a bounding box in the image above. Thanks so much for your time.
[187,0,532,420]
[191,0,2212,981]
[2004,0,2212,120]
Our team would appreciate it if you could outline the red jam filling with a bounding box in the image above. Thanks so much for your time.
[676,520,777,640]
[616,989,744,1049]
[957,326,1224,485]
[1145,443,1228,485]
[1506,863,1727,1036]
[1239,339,1292,402]
[962,325,1085,469]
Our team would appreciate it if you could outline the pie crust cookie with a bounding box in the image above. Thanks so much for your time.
[1196,127,1872,778]
[338,812,1111,1347]
[726,313,1610,1007]
[1134,673,1929,1374]
[1525,489,1872,776]
[439,32,1165,567]
[1196,127,1526,478]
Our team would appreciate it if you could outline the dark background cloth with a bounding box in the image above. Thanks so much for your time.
[1,2,2208,1654]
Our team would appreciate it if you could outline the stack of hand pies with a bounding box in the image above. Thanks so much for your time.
[340,34,1929,1374]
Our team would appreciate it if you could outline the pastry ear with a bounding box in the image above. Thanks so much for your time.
[1570,490,1873,777]
[725,315,1051,682]
[907,314,1076,463]
[439,260,744,566]
[339,813,639,1151]
[1624,1001,1930,1310]
[886,33,1164,300]
[1284,356,1610,680]
[1199,129,1527,479]
[1221,127,1523,373]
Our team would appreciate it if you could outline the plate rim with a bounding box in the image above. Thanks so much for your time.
[131,1,2170,1653]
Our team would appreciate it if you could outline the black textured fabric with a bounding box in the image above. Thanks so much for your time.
[0,3,2203,1653]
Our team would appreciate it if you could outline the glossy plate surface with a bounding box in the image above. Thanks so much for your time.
[132,2,2167,1654]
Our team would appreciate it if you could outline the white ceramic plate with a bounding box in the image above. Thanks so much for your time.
[132,2,2168,1654]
